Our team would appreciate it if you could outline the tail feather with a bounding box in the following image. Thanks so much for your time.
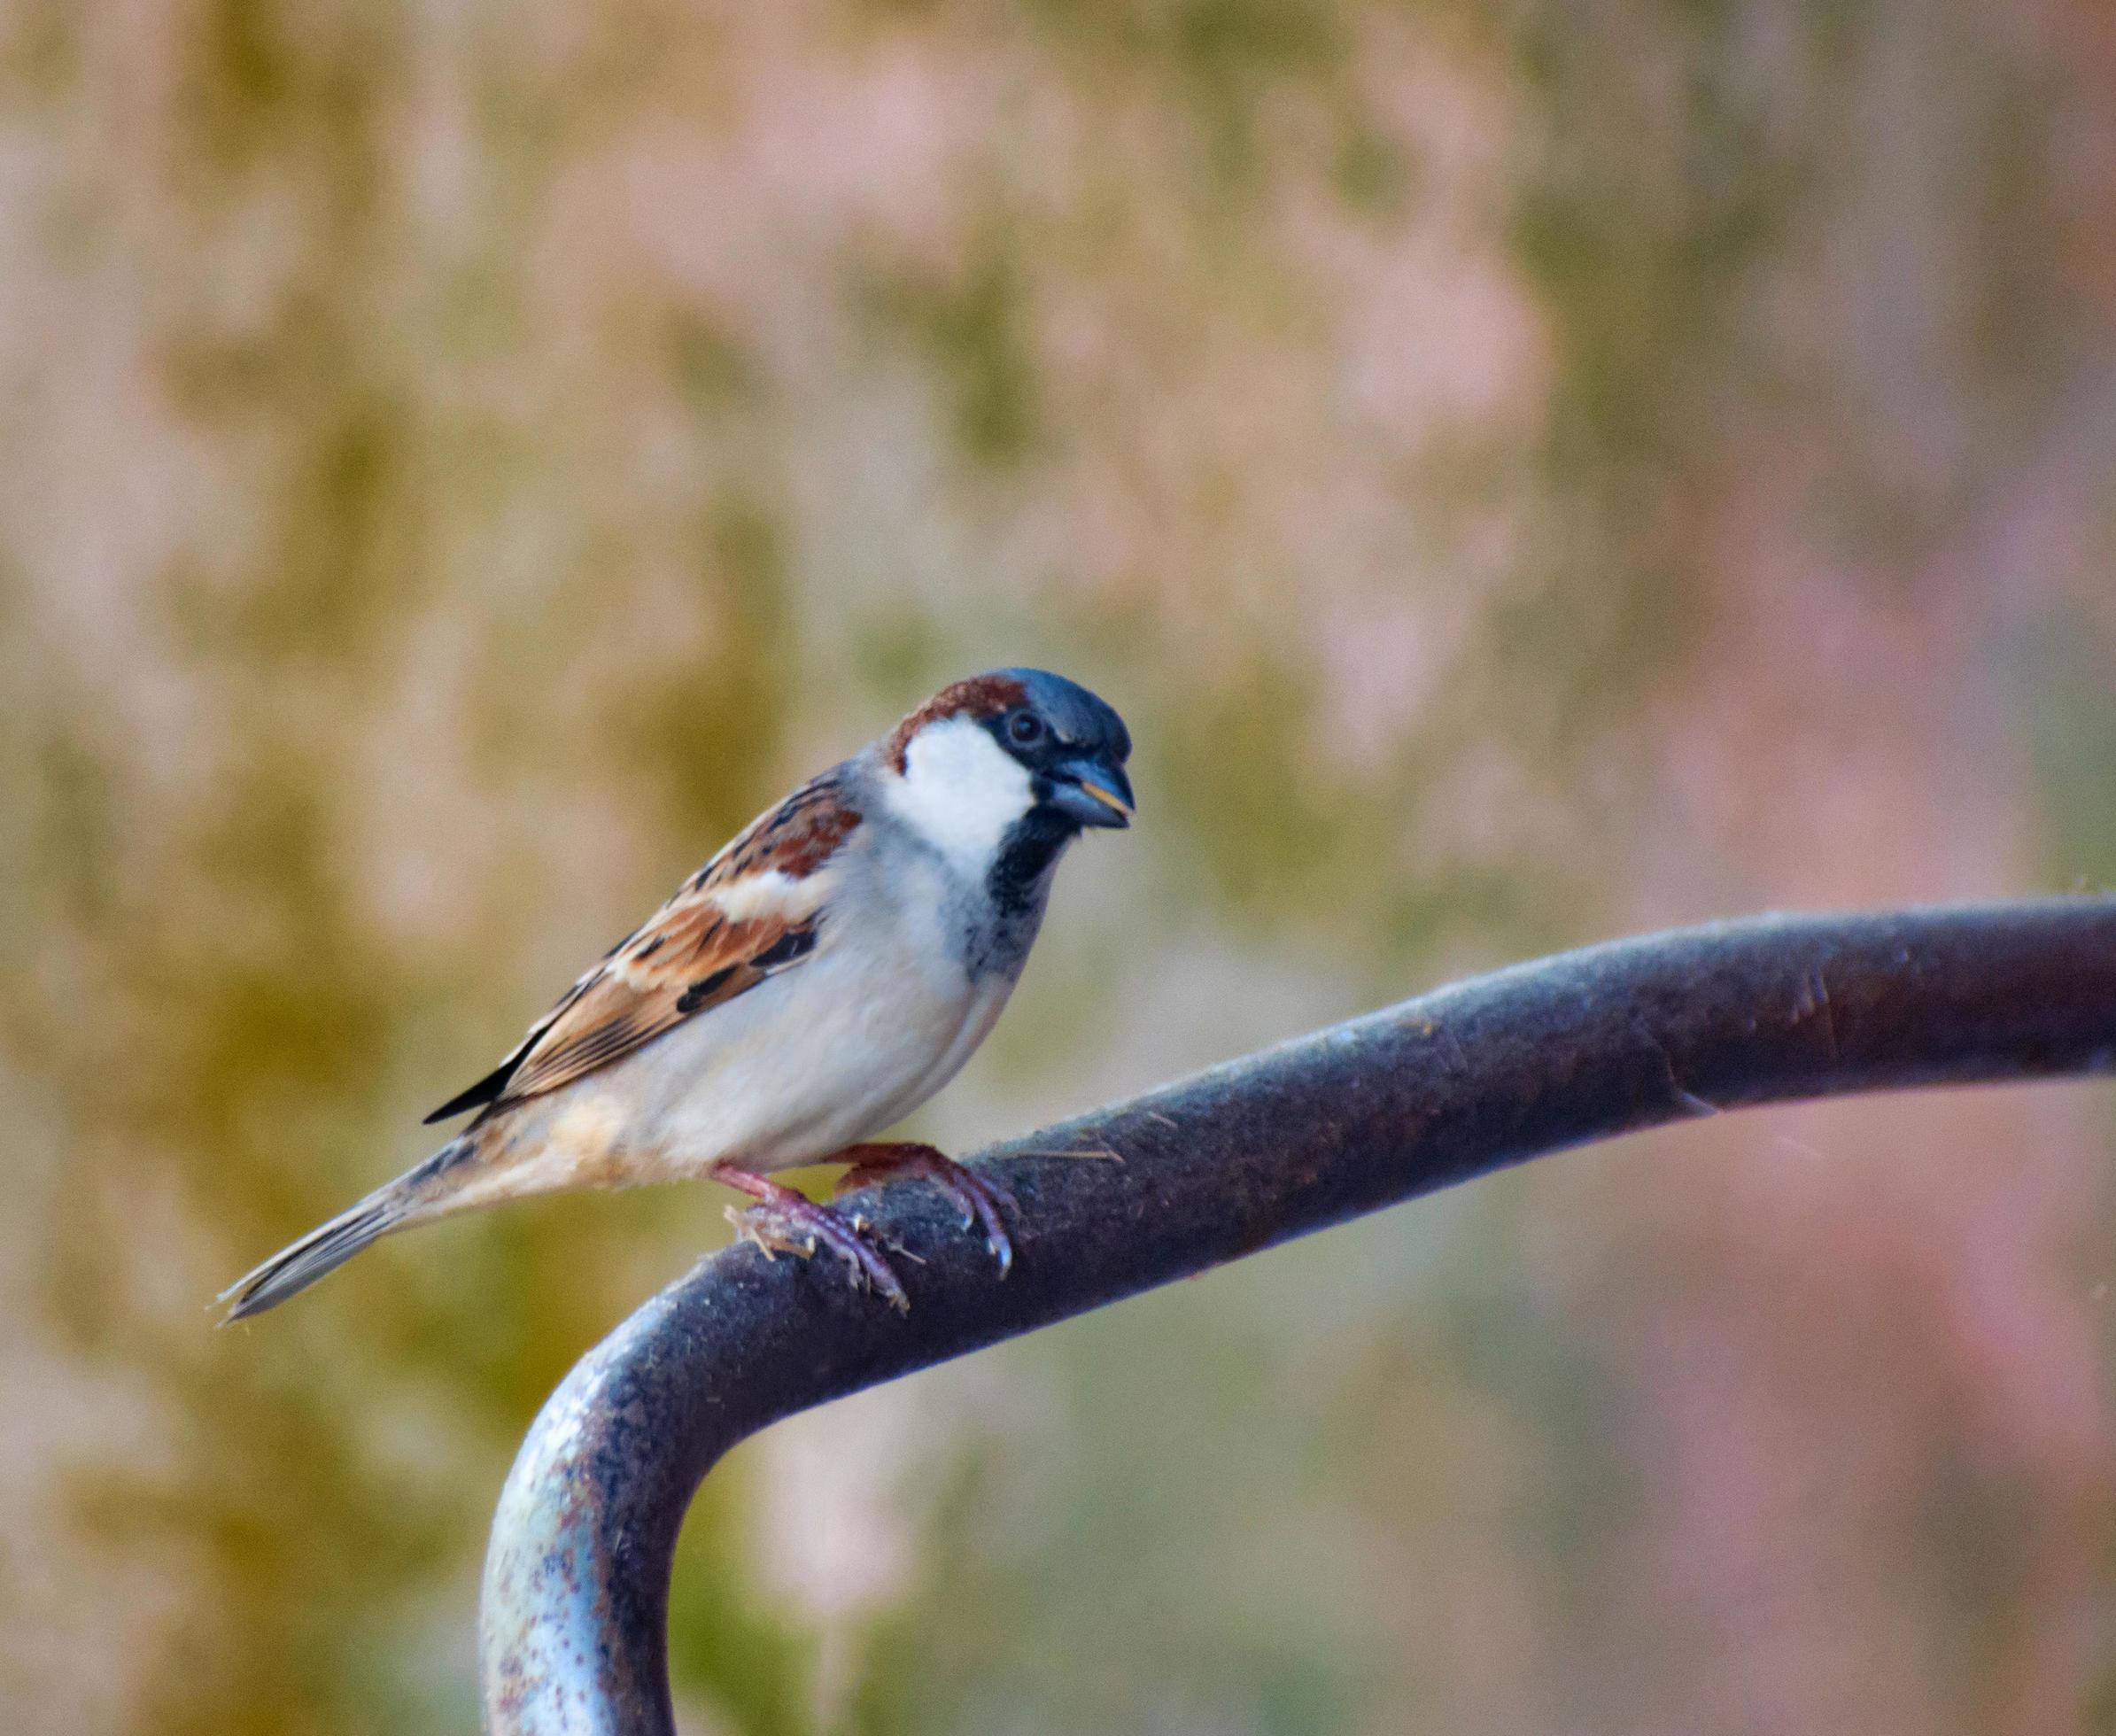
[218,1135,488,1321]
[218,1190,412,1322]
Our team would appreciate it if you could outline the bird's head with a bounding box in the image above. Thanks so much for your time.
[880,668,1134,875]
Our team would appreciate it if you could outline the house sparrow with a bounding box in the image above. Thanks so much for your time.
[221,668,1133,1320]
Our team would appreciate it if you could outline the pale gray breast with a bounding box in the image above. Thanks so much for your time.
[841,767,1054,992]
[823,797,951,982]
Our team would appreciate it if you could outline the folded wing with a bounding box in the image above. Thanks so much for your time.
[425,771,856,1126]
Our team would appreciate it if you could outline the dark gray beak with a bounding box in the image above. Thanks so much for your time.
[1047,757,1135,829]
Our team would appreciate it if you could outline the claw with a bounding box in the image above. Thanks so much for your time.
[835,1143,1019,1279]
[713,1170,911,1311]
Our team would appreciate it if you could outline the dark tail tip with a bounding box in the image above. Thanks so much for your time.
[216,1198,399,1323]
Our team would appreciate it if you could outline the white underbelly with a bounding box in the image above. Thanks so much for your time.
[444,829,1036,1210]
[608,919,1012,1175]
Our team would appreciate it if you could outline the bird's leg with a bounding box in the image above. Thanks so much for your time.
[833,1142,1019,1279]
[710,1164,909,1312]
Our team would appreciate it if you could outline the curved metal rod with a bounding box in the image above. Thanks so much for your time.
[480,901,2116,1733]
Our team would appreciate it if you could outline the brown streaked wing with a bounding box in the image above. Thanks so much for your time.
[424,771,858,1124]
[494,903,821,1104]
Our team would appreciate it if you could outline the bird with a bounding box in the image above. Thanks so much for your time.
[220,667,1134,1321]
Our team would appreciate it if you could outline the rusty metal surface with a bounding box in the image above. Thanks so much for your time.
[480,901,2116,1733]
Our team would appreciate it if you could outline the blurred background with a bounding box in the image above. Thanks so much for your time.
[3,1,2115,1731]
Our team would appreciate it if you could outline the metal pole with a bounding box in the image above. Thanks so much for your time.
[481,901,2116,1733]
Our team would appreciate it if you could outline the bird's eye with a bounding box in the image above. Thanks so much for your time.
[1007,711,1044,746]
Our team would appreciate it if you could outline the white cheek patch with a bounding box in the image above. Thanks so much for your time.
[886,716,1035,872]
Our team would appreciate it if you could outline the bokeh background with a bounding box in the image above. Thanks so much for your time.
[4,1,2116,1731]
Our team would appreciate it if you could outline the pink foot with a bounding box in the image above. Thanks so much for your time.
[834,1142,1019,1279]
[712,1166,910,1312]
